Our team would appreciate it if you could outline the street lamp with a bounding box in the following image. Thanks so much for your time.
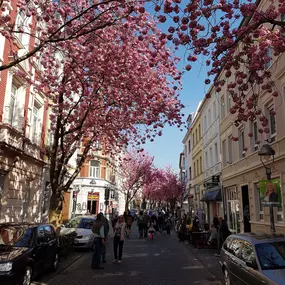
[258,143,276,233]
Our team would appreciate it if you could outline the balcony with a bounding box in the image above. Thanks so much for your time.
[0,124,43,161]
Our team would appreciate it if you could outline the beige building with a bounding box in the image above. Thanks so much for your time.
[191,101,206,223]
[219,3,285,234]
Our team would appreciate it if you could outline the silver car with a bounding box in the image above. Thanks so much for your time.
[220,232,285,285]
[61,216,96,249]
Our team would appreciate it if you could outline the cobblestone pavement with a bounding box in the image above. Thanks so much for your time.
[36,229,223,285]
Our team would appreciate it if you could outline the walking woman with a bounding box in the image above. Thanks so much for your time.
[113,215,126,264]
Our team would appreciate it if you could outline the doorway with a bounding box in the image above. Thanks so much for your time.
[87,200,97,215]
[241,185,251,232]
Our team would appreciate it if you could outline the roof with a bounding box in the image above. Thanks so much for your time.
[230,232,285,244]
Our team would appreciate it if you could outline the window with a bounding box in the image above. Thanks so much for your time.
[193,134,195,146]
[7,84,17,125]
[213,101,217,119]
[205,151,208,169]
[221,95,225,120]
[184,145,187,157]
[215,143,218,163]
[194,162,196,177]
[200,157,202,173]
[197,159,199,175]
[229,238,244,257]
[199,124,201,139]
[189,167,192,180]
[240,241,255,263]
[251,121,259,151]
[255,183,264,221]
[208,109,211,127]
[204,115,207,132]
[223,237,233,251]
[209,147,213,167]
[44,225,56,242]
[37,226,48,244]
[188,139,191,154]
[222,140,227,167]
[265,48,271,69]
[89,160,100,178]
[196,129,198,143]
[15,10,26,43]
[228,136,233,163]
[32,104,39,143]
[239,128,245,158]
[266,104,276,142]
[227,94,232,112]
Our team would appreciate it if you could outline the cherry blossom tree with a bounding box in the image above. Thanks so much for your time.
[153,0,285,135]
[0,0,140,71]
[117,149,154,212]
[17,9,183,224]
[143,167,184,210]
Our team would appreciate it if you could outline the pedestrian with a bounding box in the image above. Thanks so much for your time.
[126,211,133,238]
[112,214,118,231]
[98,212,109,264]
[178,215,187,242]
[165,217,172,235]
[91,214,105,269]
[215,216,231,257]
[143,211,150,238]
[113,215,126,264]
[137,211,144,238]
[207,223,218,245]
[213,215,219,228]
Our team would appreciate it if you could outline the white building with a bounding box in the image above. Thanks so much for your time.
[201,87,223,224]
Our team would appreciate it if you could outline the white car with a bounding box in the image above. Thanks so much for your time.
[61,216,96,249]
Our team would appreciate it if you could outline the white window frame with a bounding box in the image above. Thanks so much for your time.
[222,139,227,167]
[209,147,213,167]
[90,160,100,178]
[221,95,225,120]
[251,120,259,152]
[228,136,233,164]
[204,115,207,132]
[239,127,245,158]
[265,103,276,143]
[205,151,208,170]
[7,84,17,126]
[208,108,211,127]
[214,142,218,163]
[213,101,217,119]
[227,93,232,112]
[15,10,26,43]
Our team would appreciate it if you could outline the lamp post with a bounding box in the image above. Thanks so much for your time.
[258,143,275,233]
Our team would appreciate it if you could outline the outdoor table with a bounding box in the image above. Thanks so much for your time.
[192,231,208,248]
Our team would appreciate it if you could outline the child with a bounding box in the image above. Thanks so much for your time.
[148,221,156,240]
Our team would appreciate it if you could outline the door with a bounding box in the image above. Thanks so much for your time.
[34,226,48,274]
[242,185,251,232]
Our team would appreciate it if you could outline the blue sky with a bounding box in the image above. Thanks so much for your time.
[143,49,209,173]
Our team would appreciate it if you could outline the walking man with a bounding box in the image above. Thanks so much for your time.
[98,212,109,263]
[215,216,231,257]
[91,214,105,269]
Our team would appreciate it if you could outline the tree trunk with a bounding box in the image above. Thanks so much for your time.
[49,193,63,228]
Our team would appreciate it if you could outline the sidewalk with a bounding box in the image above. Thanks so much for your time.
[181,240,224,283]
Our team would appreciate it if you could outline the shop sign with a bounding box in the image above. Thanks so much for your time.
[212,175,220,183]
[88,192,99,200]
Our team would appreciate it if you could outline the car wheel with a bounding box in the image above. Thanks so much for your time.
[224,268,231,285]
[22,266,32,285]
[50,253,60,272]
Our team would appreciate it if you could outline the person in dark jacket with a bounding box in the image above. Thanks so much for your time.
[215,216,231,257]
[213,215,219,228]
[98,212,109,263]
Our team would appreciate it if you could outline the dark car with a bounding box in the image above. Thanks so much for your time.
[220,232,285,285]
[0,223,59,285]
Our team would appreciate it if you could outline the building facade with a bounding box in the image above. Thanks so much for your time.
[201,86,223,224]
[190,102,206,224]
[0,2,49,223]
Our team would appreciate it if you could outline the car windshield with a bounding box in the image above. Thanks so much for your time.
[0,226,34,247]
[66,218,95,229]
[256,242,285,270]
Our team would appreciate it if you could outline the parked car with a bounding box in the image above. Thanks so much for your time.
[61,216,96,249]
[220,232,285,285]
[0,223,59,285]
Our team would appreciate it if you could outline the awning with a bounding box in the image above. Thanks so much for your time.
[201,187,222,202]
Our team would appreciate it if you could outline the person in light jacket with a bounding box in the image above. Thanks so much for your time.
[113,215,126,264]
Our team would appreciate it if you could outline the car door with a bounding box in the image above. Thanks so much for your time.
[43,225,57,266]
[238,241,268,285]
[227,238,244,285]
[33,225,48,274]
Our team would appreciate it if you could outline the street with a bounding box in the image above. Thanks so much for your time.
[34,229,223,285]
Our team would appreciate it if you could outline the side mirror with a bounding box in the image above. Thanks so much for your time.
[246,260,258,270]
